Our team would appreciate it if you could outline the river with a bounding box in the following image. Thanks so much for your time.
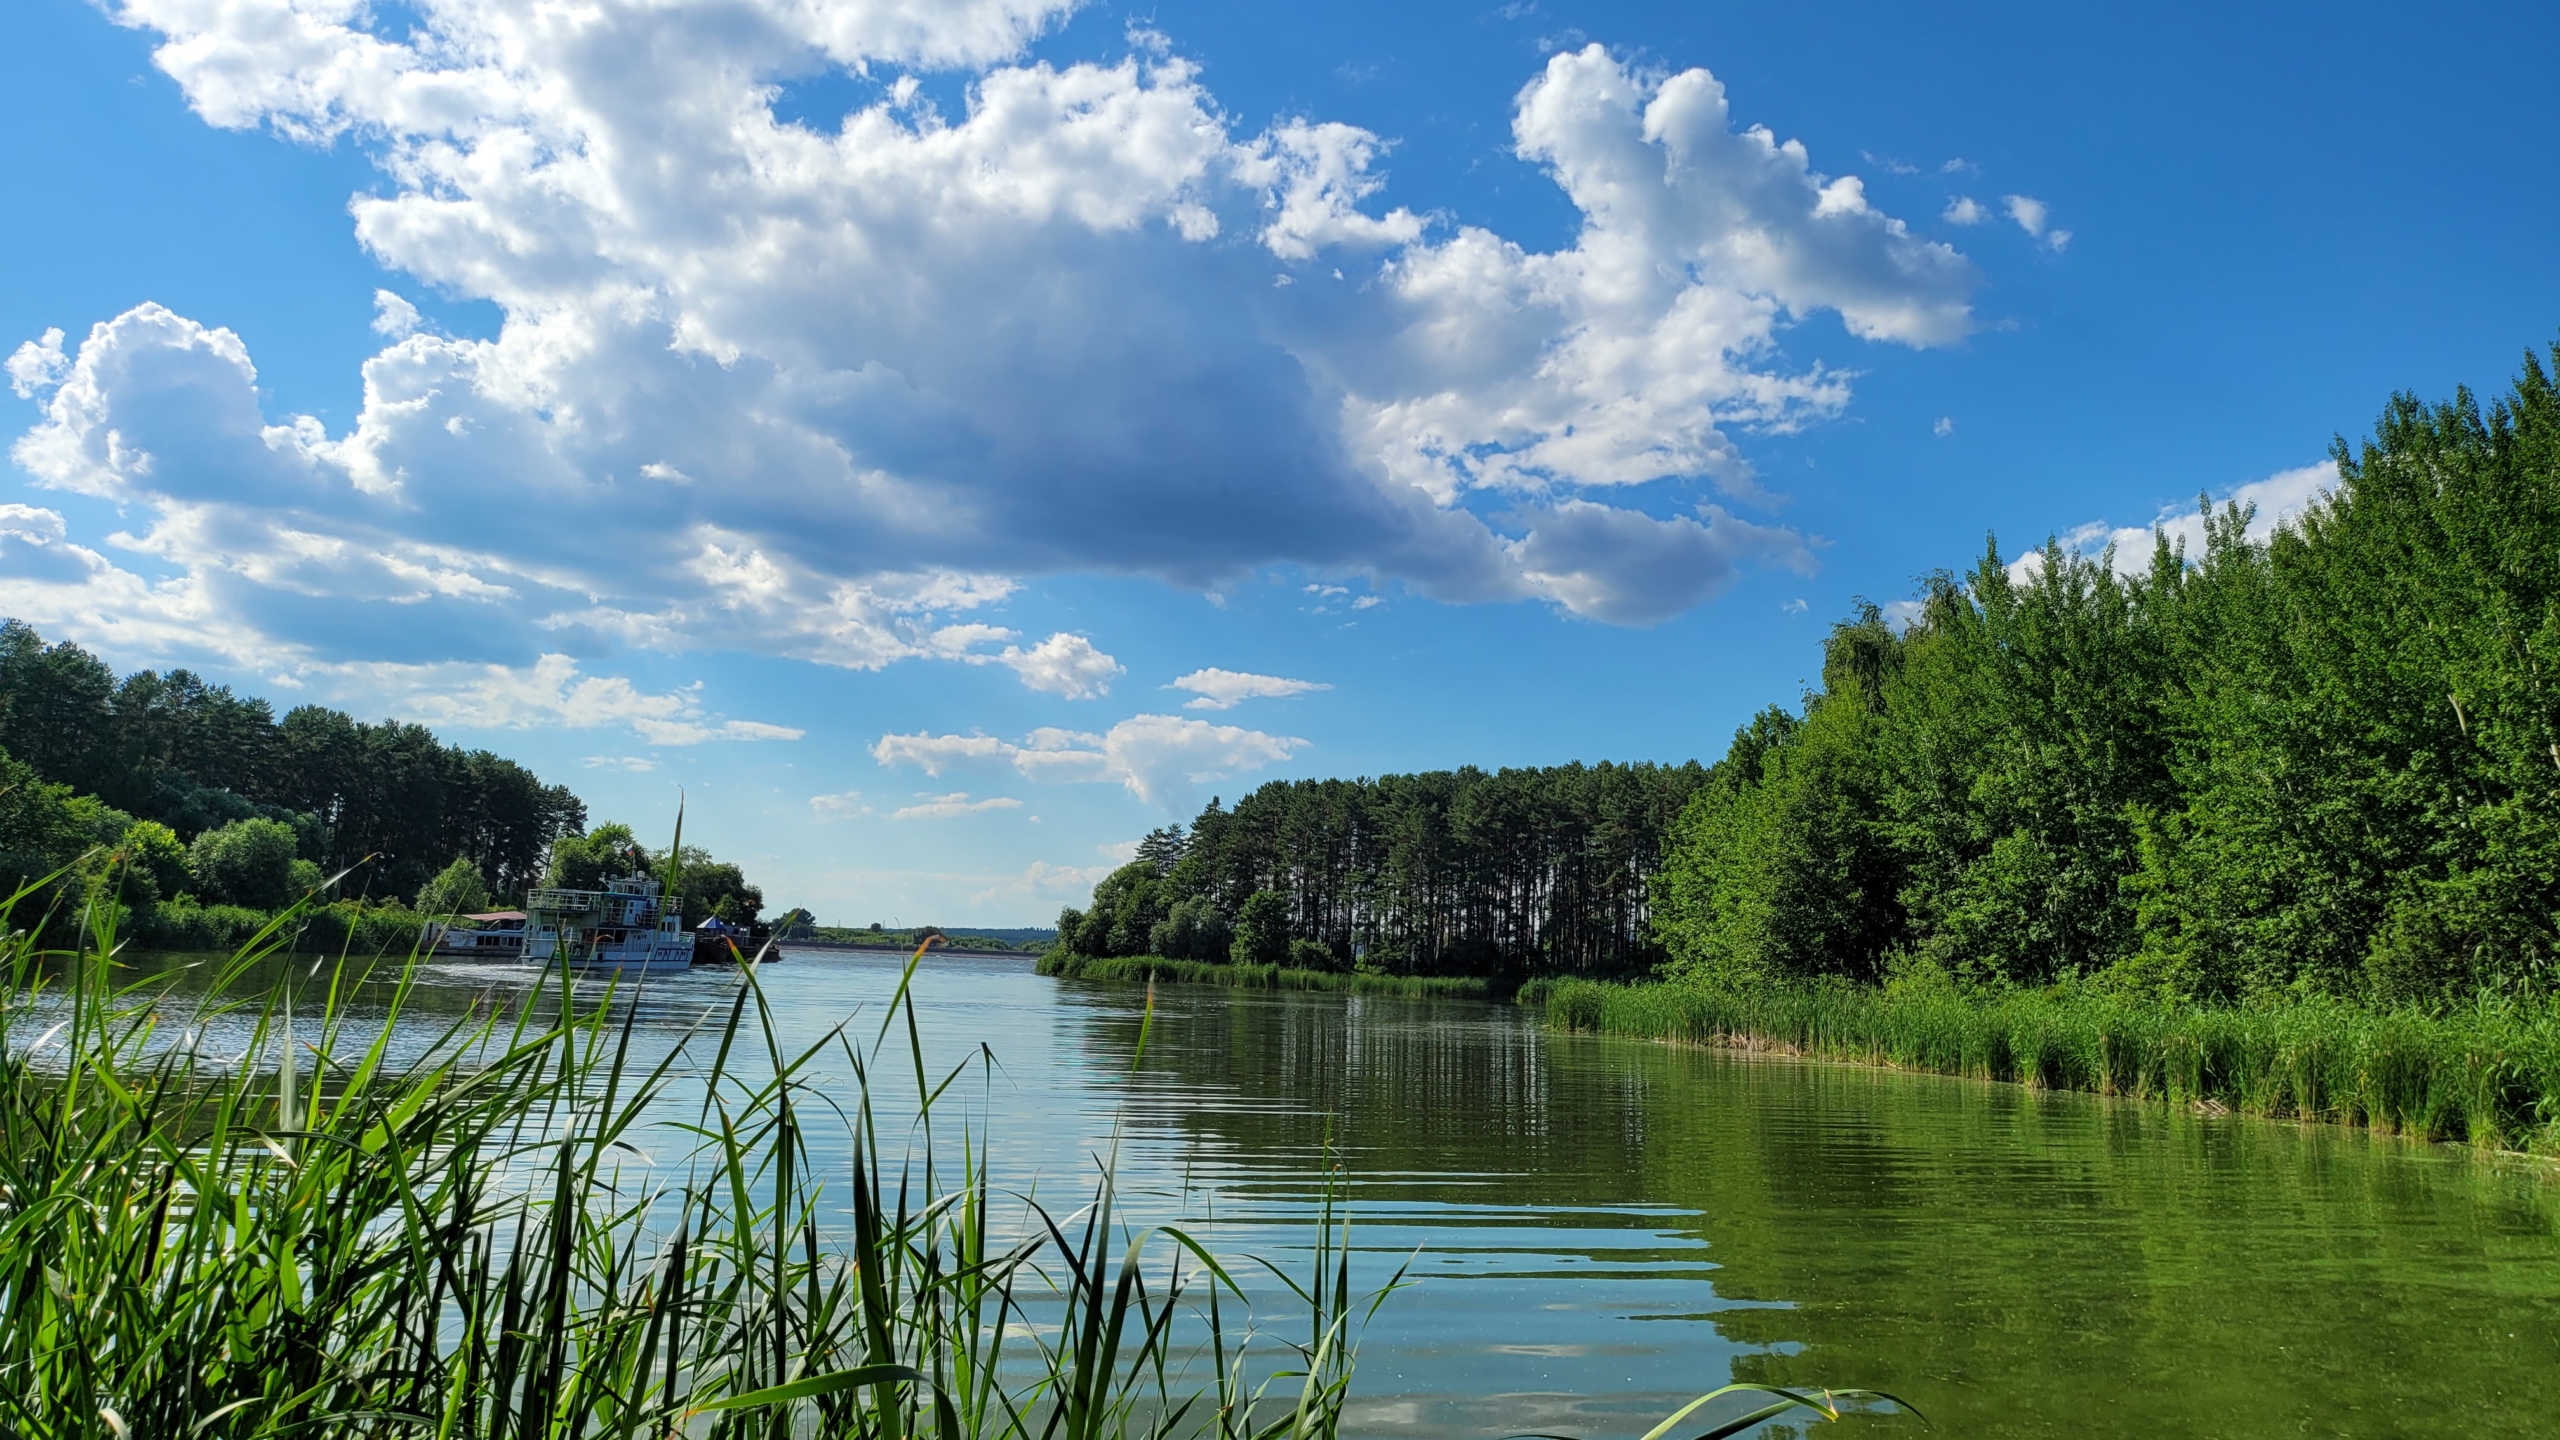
[126,947,2560,1439]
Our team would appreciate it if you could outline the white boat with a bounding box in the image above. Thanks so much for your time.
[519,875,695,974]
[424,910,529,962]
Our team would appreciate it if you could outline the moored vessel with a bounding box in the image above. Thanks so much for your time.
[519,875,694,974]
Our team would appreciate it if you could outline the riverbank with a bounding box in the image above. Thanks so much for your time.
[125,894,431,954]
[1038,949,1497,999]
[1537,976,2560,1154]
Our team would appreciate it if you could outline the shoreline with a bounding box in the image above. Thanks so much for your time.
[1536,976,2560,1158]
[1036,950,1498,1000]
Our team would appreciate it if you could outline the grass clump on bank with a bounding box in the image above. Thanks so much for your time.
[1538,975,2560,1153]
[0,887,1393,1438]
[1038,950,1496,1000]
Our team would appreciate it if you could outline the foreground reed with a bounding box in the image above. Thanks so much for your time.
[0,886,1399,1439]
[1538,974,2560,1153]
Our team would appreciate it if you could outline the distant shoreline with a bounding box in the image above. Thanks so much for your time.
[788,941,1039,959]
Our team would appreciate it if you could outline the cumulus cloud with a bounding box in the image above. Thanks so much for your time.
[370,291,421,338]
[892,791,1024,819]
[2016,461,2337,581]
[327,652,802,744]
[2003,194,2071,251]
[1942,196,1986,226]
[5,0,1988,696]
[1508,501,1815,625]
[992,632,1122,699]
[873,713,1304,802]
[968,855,1126,905]
[810,790,870,819]
[1169,667,1330,710]
[7,329,67,399]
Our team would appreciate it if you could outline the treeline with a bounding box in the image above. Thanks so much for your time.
[1655,346,2560,1003]
[1053,347,2560,1006]
[0,620,585,901]
[1056,763,1708,977]
[791,923,1046,953]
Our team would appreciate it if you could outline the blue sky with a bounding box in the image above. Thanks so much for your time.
[4,0,2555,924]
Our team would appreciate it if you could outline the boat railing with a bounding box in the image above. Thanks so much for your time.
[526,887,610,915]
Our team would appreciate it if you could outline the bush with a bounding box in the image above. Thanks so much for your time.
[187,817,301,910]
[114,820,189,907]
[415,856,492,917]
[1288,937,1343,973]
[133,896,275,952]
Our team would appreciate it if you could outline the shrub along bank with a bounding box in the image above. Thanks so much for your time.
[1537,976,2560,1153]
[124,895,435,955]
[1038,950,1496,1000]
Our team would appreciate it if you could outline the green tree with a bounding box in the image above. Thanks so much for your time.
[1231,889,1290,966]
[542,823,643,889]
[110,820,190,907]
[187,817,302,910]
[417,856,493,917]
[665,853,761,928]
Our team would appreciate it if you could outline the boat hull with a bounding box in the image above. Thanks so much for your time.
[520,934,696,974]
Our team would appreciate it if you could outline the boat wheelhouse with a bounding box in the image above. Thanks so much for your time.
[519,875,693,974]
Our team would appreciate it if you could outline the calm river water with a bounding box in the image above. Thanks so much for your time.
[134,947,2560,1439]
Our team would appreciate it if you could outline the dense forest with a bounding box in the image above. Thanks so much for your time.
[1059,346,2560,1006]
[1055,762,1709,977]
[0,617,586,907]
[1656,347,2560,1003]
[0,620,586,901]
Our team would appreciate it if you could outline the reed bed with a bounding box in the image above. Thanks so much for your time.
[0,887,1391,1439]
[1036,953,1493,1001]
[1539,975,2560,1153]
[2,866,1920,1440]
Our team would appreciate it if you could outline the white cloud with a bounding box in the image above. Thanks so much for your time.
[1942,196,1986,226]
[810,790,870,819]
[2017,461,2337,581]
[874,713,1304,803]
[892,791,1024,820]
[1933,416,1954,437]
[634,717,805,745]
[993,632,1122,699]
[2003,194,2071,251]
[968,856,1125,906]
[5,3,1989,681]
[1169,667,1331,710]
[7,328,67,398]
[869,732,1013,777]
[326,653,801,745]
[1780,597,1807,614]
[370,291,421,338]
[585,755,659,771]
